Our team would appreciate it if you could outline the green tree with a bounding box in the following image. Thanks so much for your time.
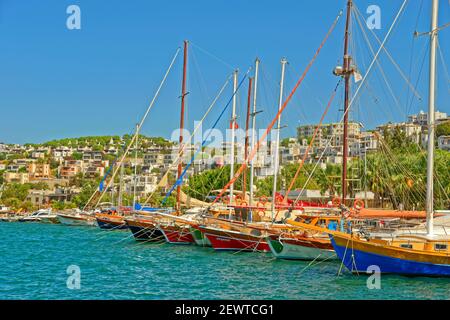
[436,121,450,137]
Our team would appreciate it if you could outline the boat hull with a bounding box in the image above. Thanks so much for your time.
[200,227,270,252]
[57,214,96,227]
[190,226,212,247]
[96,216,128,230]
[267,235,337,260]
[330,234,450,276]
[125,219,165,242]
[40,216,60,224]
[158,224,195,244]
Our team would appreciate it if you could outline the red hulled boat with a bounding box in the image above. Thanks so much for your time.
[157,223,195,244]
[197,225,270,252]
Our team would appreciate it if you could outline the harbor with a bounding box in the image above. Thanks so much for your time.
[1,222,449,300]
[0,0,449,303]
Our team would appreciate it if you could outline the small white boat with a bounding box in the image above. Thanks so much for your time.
[19,209,59,224]
[57,211,97,227]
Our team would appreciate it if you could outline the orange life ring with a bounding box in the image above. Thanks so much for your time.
[353,199,364,209]
[257,208,266,217]
[332,197,341,207]
[275,194,284,204]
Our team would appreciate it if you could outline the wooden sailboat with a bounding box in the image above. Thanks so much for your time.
[153,40,196,245]
[95,209,128,230]
[57,211,97,227]
[197,58,275,252]
[328,0,450,276]
[267,215,340,260]
[125,214,165,242]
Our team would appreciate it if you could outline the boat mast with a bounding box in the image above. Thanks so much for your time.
[243,77,253,204]
[229,69,239,215]
[341,0,353,206]
[271,58,287,220]
[249,58,260,221]
[132,123,139,210]
[426,0,439,236]
[118,160,124,209]
[176,40,188,214]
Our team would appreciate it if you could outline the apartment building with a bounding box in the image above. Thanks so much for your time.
[52,147,73,162]
[297,122,361,148]
[376,122,422,144]
[82,151,103,163]
[3,172,29,184]
[408,110,448,126]
[59,160,84,179]
[28,163,51,179]
[144,154,164,166]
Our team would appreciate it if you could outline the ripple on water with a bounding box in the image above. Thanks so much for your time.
[0,222,449,299]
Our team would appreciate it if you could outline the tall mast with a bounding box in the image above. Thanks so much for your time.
[341,0,353,205]
[243,77,253,203]
[249,58,260,221]
[271,58,287,220]
[118,160,124,209]
[229,70,239,213]
[176,40,188,214]
[132,123,139,210]
[426,0,439,236]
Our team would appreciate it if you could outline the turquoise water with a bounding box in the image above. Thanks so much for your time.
[0,222,449,300]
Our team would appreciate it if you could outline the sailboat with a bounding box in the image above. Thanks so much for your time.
[148,40,196,245]
[328,0,450,276]
[197,58,276,252]
[57,209,97,227]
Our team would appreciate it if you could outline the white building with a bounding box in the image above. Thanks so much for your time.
[408,110,448,126]
[438,135,450,151]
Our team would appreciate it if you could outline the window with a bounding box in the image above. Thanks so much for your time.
[435,244,447,251]
[400,244,413,249]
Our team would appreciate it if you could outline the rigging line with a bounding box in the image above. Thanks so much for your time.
[294,0,409,202]
[284,80,342,207]
[210,11,343,206]
[377,137,432,205]
[162,68,252,204]
[191,46,211,108]
[406,38,429,116]
[437,39,450,93]
[353,7,402,111]
[189,41,235,71]
[353,4,422,101]
[406,0,424,115]
[83,47,181,210]
[142,73,233,205]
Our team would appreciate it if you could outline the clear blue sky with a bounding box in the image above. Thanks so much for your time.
[0,0,448,144]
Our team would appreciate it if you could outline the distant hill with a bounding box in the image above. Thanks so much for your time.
[23,135,174,149]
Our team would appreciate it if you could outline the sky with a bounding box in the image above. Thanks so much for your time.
[0,0,448,144]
